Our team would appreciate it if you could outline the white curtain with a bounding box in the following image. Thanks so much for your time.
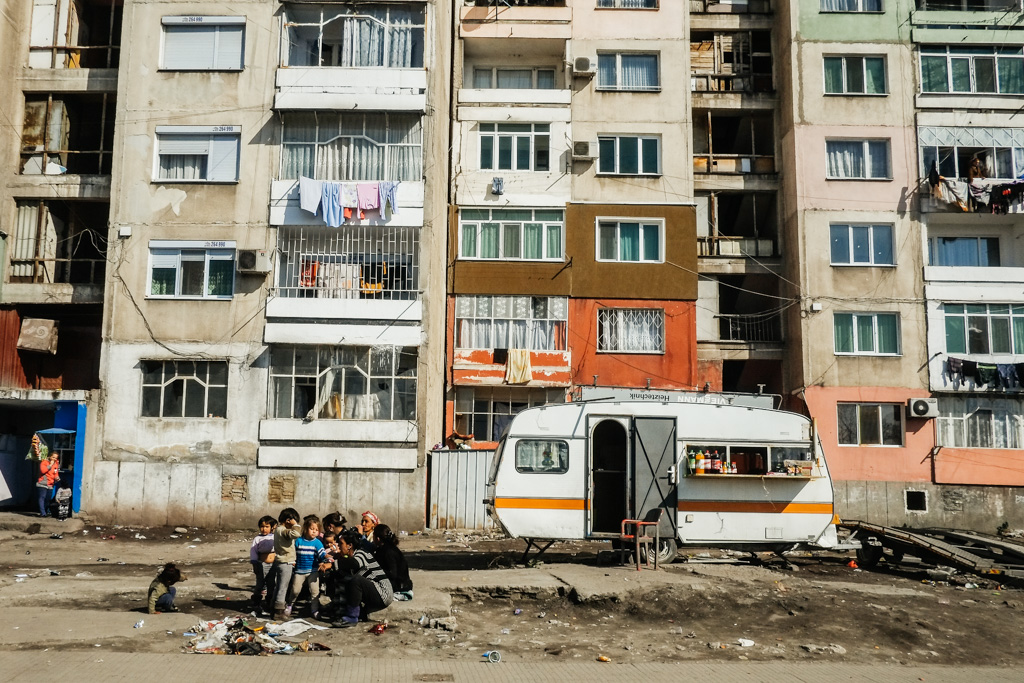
[497,70,532,88]
[600,309,664,352]
[937,396,1024,448]
[342,16,384,67]
[826,141,864,178]
[620,54,658,90]
[159,155,205,180]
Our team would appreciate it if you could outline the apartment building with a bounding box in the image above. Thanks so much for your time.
[780,0,1024,529]
[0,0,118,511]
[443,0,699,460]
[0,0,451,528]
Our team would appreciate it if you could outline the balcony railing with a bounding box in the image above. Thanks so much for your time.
[276,225,419,300]
[917,0,1018,9]
[691,73,773,93]
[694,154,775,174]
[468,0,566,6]
[717,311,782,343]
[699,236,775,257]
[690,0,773,13]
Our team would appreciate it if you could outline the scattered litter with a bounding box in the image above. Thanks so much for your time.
[267,618,328,638]
[738,639,755,647]
[15,578,24,583]
[170,535,179,539]
[964,583,978,589]
[369,621,389,636]
[49,533,63,539]
[134,534,147,540]
[14,574,27,578]
[296,641,330,652]
[501,629,510,635]
[188,546,197,549]
[183,632,197,637]
[513,608,522,615]
[50,571,60,576]
[482,650,501,663]
[846,560,858,568]
[214,595,226,599]
[117,562,126,566]
[537,612,546,618]
[105,535,116,540]
[418,615,457,632]
[166,631,174,635]
[597,655,611,662]
[93,644,101,648]
[801,643,847,655]
[97,558,108,562]
[174,527,188,534]
[134,620,144,629]
[191,538,201,543]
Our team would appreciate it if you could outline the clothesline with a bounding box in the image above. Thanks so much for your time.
[928,170,1024,214]
[298,177,400,228]
[945,355,1024,391]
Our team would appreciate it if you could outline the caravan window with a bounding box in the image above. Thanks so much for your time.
[515,440,569,474]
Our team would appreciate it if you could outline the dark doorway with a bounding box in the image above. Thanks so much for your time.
[591,419,628,533]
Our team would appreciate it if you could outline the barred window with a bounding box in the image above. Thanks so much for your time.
[598,308,665,353]
[141,360,228,418]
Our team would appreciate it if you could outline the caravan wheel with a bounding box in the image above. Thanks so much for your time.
[640,538,678,565]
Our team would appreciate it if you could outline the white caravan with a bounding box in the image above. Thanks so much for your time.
[484,399,839,562]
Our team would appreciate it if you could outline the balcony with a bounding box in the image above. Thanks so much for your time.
[698,274,783,360]
[460,1,571,40]
[696,191,779,267]
[20,94,114,176]
[28,0,121,69]
[690,0,773,13]
[693,112,776,183]
[691,31,773,98]
[4,199,107,304]
[716,311,782,342]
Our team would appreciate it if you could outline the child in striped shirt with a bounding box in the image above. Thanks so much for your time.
[287,516,329,618]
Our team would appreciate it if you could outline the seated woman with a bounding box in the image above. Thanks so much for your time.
[331,528,393,627]
[371,524,413,601]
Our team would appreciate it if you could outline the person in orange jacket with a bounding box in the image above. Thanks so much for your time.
[36,452,59,517]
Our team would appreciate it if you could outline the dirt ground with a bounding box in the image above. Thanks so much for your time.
[2,522,1023,666]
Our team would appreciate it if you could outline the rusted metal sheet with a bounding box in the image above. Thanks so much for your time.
[0,308,29,388]
[428,449,494,530]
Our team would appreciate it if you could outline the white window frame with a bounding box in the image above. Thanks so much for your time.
[458,208,564,261]
[140,359,229,419]
[836,402,904,446]
[819,0,883,12]
[147,239,236,300]
[937,396,1024,449]
[833,312,901,356]
[942,303,1024,355]
[919,46,1024,95]
[823,55,887,95]
[597,135,661,176]
[597,307,666,354]
[479,123,551,172]
[825,139,891,180]
[161,16,245,71]
[596,52,661,92]
[596,218,664,263]
[154,125,241,183]
[472,67,558,90]
[454,295,568,351]
[829,223,895,266]
[454,386,566,442]
[928,236,1000,267]
[597,0,659,7]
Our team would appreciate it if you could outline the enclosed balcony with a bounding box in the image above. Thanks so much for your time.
[920,126,1024,214]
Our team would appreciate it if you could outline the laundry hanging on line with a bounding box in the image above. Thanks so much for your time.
[298,178,401,227]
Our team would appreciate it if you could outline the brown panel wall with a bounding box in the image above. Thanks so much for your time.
[449,204,698,300]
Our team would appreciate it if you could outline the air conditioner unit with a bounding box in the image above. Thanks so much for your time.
[17,318,59,354]
[906,397,939,419]
[572,140,598,160]
[236,249,272,274]
[573,57,597,77]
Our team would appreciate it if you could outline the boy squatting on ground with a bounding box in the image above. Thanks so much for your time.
[147,563,185,614]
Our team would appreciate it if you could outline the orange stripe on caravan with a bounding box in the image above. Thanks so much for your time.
[494,497,587,511]
[678,501,833,514]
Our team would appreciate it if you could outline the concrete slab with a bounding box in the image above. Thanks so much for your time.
[0,511,83,534]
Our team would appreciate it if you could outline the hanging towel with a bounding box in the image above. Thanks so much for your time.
[357,182,380,211]
[321,182,344,228]
[379,181,400,215]
[975,363,998,387]
[341,183,359,208]
[946,356,963,389]
[997,363,1018,389]
[299,176,323,215]
[504,349,533,384]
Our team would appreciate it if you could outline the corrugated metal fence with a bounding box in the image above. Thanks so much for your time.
[428,449,494,530]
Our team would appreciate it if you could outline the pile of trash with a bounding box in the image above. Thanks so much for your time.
[185,617,330,655]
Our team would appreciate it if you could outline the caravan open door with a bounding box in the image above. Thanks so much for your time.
[632,417,678,538]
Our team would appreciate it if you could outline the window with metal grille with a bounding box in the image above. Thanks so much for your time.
[141,360,228,418]
[275,226,418,300]
[597,308,665,353]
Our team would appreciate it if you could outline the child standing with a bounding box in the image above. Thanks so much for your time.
[288,516,328,618]
[271,507,301,620]
[147,563,185,614]
[53,480,72,521]
[249,515,277,614]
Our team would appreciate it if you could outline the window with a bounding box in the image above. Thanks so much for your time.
[837,403,903,445]
[141,360,228,418]
[905,490,927,512]
[516,440,569,473]
[598,0,658,6]
[829,224,894,265]
[597,219,662,262]
[597,53,660,91]
[823,56,886,94]
[280,112,421,181]
[282,3,424,68]
[920,46,1024,95]
[929,237,1000,267]
[459,208,563,260]
[598,136,660,175]
[820,0,882,11]
[833,312,900,355]
[825,139,890,179]
[269,345,416,421]
[454,387,565,442]
[479,124,550,172]
[156,126,240,182]
[162,17,244,71]
[472,67,556,89]
[598,308,665,353]
[919,126,1024,180]
[148,241,235,299]
[455,295,567,351]
[943,303,1024,355]
[937,396,1024,449]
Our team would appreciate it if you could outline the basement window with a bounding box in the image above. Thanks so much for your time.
[905,489,928,512]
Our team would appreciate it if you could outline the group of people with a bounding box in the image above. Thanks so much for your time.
[249,509,413,627]
[145,508,413,626]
